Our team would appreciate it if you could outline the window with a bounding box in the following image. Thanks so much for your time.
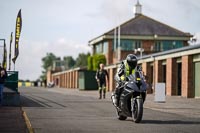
[173,41,183,48]
[162,40,183,51]
[103,41,108,54]
[135,41,141,49]
[154,41,161,51]
[112,39,142,51]
[95,43,103,54]
[121,40,134,51]
[56,61,61,67]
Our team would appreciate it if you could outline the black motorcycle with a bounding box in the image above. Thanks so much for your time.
[111,70,147,123]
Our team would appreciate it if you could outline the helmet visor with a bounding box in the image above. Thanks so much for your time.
[127,61,137,68]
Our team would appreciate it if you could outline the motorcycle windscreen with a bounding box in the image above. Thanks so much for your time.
[140,80,147,91]
[126,80,146,92]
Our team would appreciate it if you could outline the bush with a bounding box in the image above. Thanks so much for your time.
[87,54,106,71]
[87,56,93,70]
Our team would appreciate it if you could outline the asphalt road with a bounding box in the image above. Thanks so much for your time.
[20,87,200,133]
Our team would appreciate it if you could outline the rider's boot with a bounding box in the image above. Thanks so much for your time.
[99,89,102,99]
[103,89,106,99]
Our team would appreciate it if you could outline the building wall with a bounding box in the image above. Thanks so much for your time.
[46,70,52,84]
[182,55,194,98]
[183,41,189,47]
[142,40,154,54]
[142,62,153,93]
[166,58,177,95]
[155,60,163,83]
[112,51,118,64]
[50,69,79,89]
[106,67,117,92]
[108,40,113,65]
[93,39,189,66]
[48,46,200,98]
[110,40,156,64]
[121,51,133,61]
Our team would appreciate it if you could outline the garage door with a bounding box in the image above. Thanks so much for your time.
[195,62,200,97]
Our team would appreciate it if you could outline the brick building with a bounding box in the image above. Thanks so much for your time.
[47,1,200,98]
[136,44,200,98]
[48,44,200,98]
[103,44,200,98]
[88,1,191,65]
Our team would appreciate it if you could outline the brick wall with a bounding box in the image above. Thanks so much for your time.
[107,68,117,92]
[182,55,194,98]
[112,51,118,64]
[51,69,79,89]
[46,70,52,84]
[142,40,154,54]
[105,40,157,64]
[104,40,113,65]
[155,60,163,83]
[74,70,78,88]
[48,46,197,99]
[183,41,189,47]
[166,58,177,96]
[142,62,153,93]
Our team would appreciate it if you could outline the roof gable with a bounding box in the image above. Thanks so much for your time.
[106,15,191,37]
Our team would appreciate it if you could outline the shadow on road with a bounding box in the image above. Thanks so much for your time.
[142,120,200,125]
[20,95,45,107]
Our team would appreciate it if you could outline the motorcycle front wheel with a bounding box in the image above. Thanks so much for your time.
[132,97,143,123]
[116,110,127,120]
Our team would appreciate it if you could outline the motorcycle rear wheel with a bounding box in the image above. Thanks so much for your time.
[132,98,143,123]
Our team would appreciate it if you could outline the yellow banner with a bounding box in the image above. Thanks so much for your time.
[12,9,22,64]
[3,40,7,69]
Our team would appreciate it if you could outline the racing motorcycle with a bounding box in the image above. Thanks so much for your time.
[111,68,147,123]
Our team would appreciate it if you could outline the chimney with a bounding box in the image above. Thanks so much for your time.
[134,0,142,17]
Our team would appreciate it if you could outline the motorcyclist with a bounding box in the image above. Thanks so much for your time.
[95,63,109,99]
[112,54,138,107]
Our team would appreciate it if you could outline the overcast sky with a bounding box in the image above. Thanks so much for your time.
[0,0,200,80]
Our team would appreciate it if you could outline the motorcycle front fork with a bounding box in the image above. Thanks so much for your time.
[131,94,142,112]
[131,97,135,112]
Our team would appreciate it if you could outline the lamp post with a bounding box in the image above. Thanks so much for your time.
[0,39,6,68]
[135,48,144,58]
[118,25,121,62]
[153,34,158,52]
[151,56,155,92]
[138,48,144,58]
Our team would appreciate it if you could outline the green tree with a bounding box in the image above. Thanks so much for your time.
[75,52,90,67]
[41,53,58,80]
[93,54,106,70]
[42,53,57,71]
[40,74,46,81]
[63,56,75,69]
[87,54,106,71]
[87,56,93,70]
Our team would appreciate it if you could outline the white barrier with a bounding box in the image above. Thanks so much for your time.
[154,83,166,102]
